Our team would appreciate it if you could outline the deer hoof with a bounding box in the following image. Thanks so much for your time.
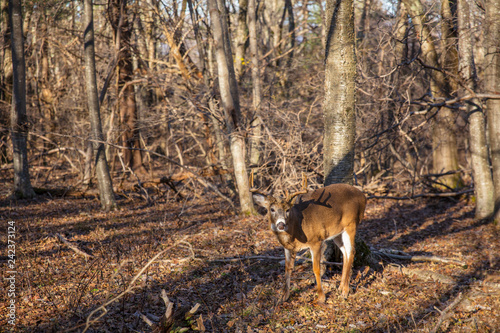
[314,293,326,304]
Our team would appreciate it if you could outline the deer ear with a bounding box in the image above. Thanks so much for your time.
[252,193,269,208]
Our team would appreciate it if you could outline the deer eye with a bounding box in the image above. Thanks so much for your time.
[270,207,275,213]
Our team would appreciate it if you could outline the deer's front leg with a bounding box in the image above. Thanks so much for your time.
[310,242,325,304]
[280,248,296,302]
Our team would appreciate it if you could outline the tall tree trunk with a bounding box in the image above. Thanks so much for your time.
[248,0,261,166]
[356,0,371,44]
[9,0,34,199]
[441,0,459,94]
[323,0,356,265]
[1,0,11,163]
[208,0,255,215]
[84,0,117,211]
[484,0,500,222]
[234,0,248,81]
[323,0,356,185]
[109,0,145,173]
[457,0,494,219]
[401,0,461,189]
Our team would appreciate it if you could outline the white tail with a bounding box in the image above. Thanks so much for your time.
[251,180,366,304]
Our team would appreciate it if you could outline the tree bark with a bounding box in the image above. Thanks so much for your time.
[1,0,11,163]
[441,0,459,94]
[109,0,145,173]
[208,0,255,215]
[248,0,261,166]
[484,0,500,222]
[9,0,34,199]
[234,0,248,81]
[457,0,494,219]
[84,0,117,211]
[323,0,356,185]
[401,0,461,189]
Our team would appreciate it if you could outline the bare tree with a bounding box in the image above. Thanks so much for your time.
[234,0,248,81]
[208,0,255,215]
[484,0,500,222]
[1,0,11,163]
[9,0,34,199]
[401,0,461,189]
[457,0,494,219]
[323,0,356,185]
[109,0,145,173]
[248,0,261,166]
[84,0,117,211]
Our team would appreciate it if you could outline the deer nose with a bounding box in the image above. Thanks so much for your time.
[276,220,286,231]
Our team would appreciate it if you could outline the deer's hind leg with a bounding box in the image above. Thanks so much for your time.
[333,228,356,298]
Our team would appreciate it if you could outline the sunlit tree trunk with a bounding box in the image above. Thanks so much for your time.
[234,0,248,81]
[484,0,500,222]
[84,0,117,211]
[323,0,356,265]
[458,0,494,219]
[323,0,356,185]
[109,0,145,173]
[209,0,255,215]
[263,0,284,66]
[9,0,34,199]
[401,0,461,189]
[248,0,261,166]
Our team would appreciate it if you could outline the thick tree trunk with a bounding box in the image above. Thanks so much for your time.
[208,0,255,215]
[401,0,461,189]
[9,0,34,199]
[109,0,145,173]
[484,0,500,222]
[84,0,117,211]
[248,0,261,166]
[323,0,356,186]
[457,0,494,219]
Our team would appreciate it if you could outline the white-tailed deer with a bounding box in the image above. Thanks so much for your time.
[251,178,366,304]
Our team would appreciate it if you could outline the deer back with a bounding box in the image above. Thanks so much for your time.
[287,183,366,245]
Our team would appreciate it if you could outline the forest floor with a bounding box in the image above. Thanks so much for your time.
[1,174,499,332]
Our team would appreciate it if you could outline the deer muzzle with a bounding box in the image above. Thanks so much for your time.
[275,219,287,232]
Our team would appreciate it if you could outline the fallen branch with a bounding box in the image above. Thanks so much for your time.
[55,233,94,259]
[375,249,466,266]
[137,289,203,333]
[387,264,456,284]
[431,292,464,333]
[211,254,343,266]
[368,189,474,200]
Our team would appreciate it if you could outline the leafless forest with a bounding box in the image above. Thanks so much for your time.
[1,0,499,331]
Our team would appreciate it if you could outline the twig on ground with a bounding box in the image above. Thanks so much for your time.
[55,233,94,259]
[431,292,464,333]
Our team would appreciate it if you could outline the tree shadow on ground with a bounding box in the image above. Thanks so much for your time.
[4,194,498,332]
